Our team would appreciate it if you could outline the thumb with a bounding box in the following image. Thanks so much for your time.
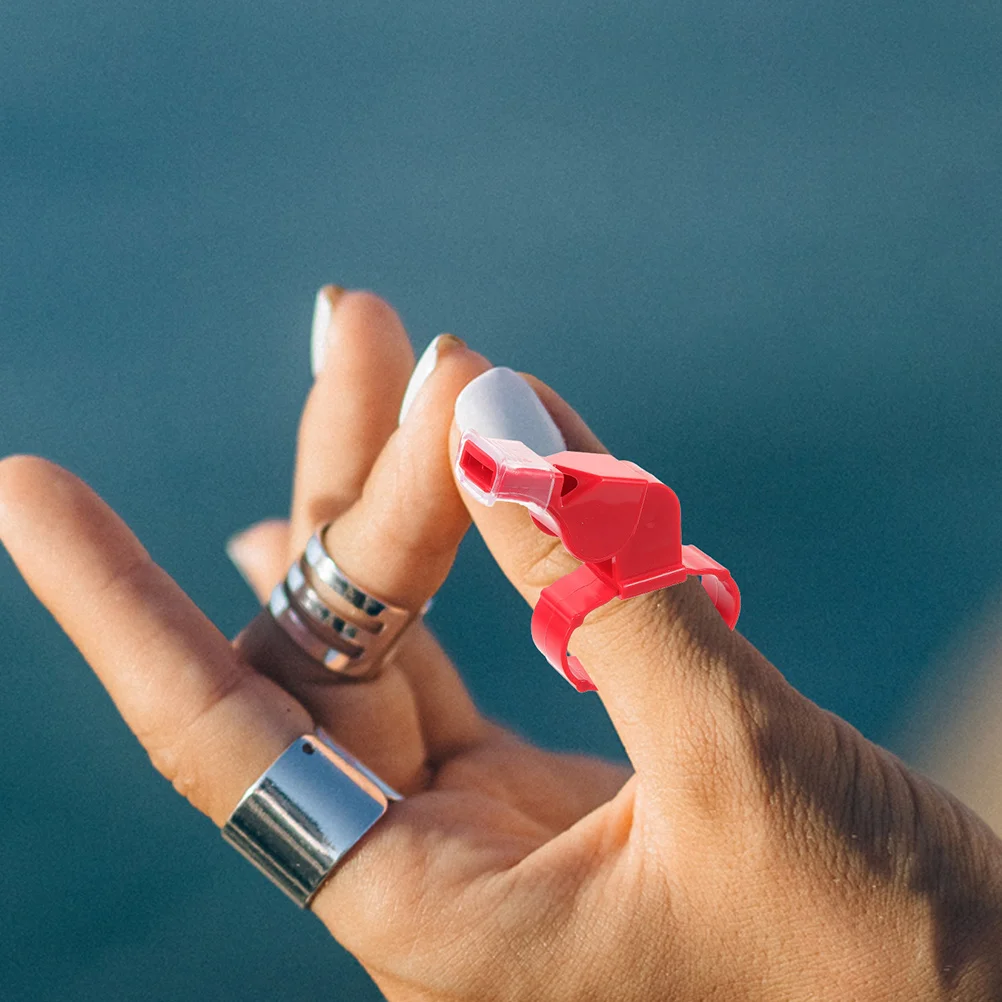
[449,367,786,797]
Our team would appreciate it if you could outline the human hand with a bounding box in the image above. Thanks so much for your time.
[2,288,1000,1001]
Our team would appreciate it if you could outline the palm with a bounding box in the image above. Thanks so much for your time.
[324,700,633,1001]
[229,537,633,994]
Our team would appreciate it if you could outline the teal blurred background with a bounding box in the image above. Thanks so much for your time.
[2,1,1001,998]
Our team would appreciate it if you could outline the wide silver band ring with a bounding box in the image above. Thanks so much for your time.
[267,525,422,678]
[222,730,401,908]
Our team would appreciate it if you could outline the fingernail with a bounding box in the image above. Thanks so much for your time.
[454,367,566,455]
[398,333,465,424]
[225,530,255,591]
[310,285,346,377]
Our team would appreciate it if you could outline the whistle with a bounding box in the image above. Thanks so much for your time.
[456,432,740,692]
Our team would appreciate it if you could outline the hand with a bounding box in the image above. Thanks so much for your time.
[2,288,1000,1001]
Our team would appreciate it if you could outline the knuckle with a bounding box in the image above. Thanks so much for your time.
[149,738,212,808]
[516,534,578,593]
[579,576,719,654]
[92,549,151,602]
[142,669,248,817]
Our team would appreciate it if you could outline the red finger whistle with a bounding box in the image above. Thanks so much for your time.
[456,431,740,693]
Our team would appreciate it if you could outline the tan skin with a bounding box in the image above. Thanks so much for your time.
[2,288,1001,1000]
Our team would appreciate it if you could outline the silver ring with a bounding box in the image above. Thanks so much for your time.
[222,730,401,908]
[267,526,421,678]
[268,583,364,671]
[305,531,390,619]
[286,560,365,643]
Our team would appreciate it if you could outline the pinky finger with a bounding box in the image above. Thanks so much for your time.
[0,456,312,826]
[226,518,291,603]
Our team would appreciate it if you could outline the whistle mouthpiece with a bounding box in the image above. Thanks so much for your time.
[456,431,558,511]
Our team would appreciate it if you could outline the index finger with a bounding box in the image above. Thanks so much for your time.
[0,455,311,826]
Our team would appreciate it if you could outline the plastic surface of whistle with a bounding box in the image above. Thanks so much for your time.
[456,431,741,692]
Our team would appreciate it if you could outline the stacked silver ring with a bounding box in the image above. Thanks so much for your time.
[267,524,418,678]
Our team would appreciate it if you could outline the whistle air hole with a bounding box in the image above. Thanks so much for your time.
[559,474,578,496]
[460,443,497,493]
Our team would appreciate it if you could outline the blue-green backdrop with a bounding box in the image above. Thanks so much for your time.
[2,2,1001,999]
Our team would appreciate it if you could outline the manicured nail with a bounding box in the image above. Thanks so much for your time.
[225,530,255,591]
[310,285,346,377]
[398,334,465,424]
[454,367,566,455]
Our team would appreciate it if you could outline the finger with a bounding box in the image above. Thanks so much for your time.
[225,518,290,601]
[223,517,426,788]
[221,517,462,746]
[450,368,779,794]
[0,456,311,826]
[311,744,635,967]
[234,611,435,793]
[393,619,487,763]
[223,523,479,788]
[325,337,489,605]
[321,338,494,724]
[238,339,494,789]
[290,288,415,555]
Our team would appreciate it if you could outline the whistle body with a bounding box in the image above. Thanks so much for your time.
[457,432,740,692]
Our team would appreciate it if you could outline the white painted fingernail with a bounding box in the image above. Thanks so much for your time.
[310,286,345,377]
[398,334,464,424]
[454,367,566,455]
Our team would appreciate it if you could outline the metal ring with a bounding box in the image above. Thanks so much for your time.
[222,731,401,908]
[267,527,421,679]
[305,530,397,619]
[286,560,368,643]
[267,582,365,674]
